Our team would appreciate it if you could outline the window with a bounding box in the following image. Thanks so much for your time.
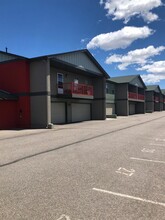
[57,73,64,94]
[85,80,88,85]
[106,83,115,94]
[106,83,109,94]
[74,79,79,84]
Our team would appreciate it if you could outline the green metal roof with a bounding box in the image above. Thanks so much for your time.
[107,75,137,84]
[107,74,146,88]
[146,85,161,93]
[0,90,18,100]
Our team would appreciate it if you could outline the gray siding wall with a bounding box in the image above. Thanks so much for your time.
[116,100,128,116]
[163,95,165,110]
[115,84,128,115]
[92,78,106,120]
[146,91,153,101]
[145,91,154,112]
[160,94,164,111]
[115,84,128,100]
[30,59,51,128]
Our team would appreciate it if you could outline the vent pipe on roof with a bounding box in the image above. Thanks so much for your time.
[5,47,8,53]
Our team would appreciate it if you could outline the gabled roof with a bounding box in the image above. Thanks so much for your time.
[0,50,26,58]
[0,50,27,63]
[0,90,18,100]
[146,85,162,93]
[161,89,165,95]
[107,75,146,88]
[108,75,137,84]
[31,49,110,78]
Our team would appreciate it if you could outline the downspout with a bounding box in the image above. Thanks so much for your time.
[46,58,51,126]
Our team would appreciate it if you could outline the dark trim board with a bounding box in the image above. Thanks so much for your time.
[13,91,51,97]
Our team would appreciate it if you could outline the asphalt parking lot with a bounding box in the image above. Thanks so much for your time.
[0,112,165,220]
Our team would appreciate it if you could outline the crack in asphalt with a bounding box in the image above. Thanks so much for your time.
[0,115,165,168]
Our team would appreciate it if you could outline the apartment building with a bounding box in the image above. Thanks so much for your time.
[106,75,146,116]
[0,49,109,129]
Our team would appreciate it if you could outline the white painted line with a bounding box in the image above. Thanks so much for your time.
[93,188,165,207]
[150,143,165,147]
[141,148,155,153]
[130,157,165,164]
[155,138,165,142]
[57,214,71,220]
[116,167,135,176]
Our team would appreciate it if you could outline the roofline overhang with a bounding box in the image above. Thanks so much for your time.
[107,75,147,89]
[146,85,162,93]
[0,50,27,59]
[0,90,18,101]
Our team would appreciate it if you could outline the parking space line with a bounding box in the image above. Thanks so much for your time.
[130,157,165,164]
[155,138,165,142]
[150,143,165,147]
[93,188,165,207]
[141,148,155,153]
[116,167,135,176]
[57,214,71,220]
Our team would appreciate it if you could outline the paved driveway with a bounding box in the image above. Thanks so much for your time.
[0,112,165,219]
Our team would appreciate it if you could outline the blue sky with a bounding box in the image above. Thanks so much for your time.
[0,0,165,87]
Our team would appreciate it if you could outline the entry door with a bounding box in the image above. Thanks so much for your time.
[106,103,115,115]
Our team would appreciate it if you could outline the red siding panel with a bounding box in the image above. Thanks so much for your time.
[0,101,17,129]
[0,60,31,129]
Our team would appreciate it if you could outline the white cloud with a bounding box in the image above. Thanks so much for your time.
[87,26,153,51]
[139,61,165,84]
[141,74,165,84]
[81,38,89,43]
[105,46,165,70]
[102,0,163,23]
[138,60,165,73]
[99,0,104,5]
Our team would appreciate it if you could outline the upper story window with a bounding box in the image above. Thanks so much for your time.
[106,83,115,94]
[85,80,88,85]
[74,79,79,84]
[57,73,64,94]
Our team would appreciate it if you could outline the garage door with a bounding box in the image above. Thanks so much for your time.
[106,103,115,116]
[51,102,66,124]
[129,103,135,115]
[71,103,91,122]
